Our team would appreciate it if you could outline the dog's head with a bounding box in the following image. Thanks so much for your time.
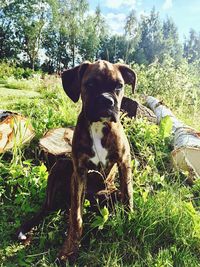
[62,60,136,123]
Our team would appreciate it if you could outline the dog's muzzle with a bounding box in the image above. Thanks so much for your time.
[96,93,115,109]
[85,93,119,123]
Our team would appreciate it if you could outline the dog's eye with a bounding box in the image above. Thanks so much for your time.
[84,82,93,93]
[86,83,93,88]
[115,83,123,92]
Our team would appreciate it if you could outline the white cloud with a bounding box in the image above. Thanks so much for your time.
[162,0,173,10]
[105,0,136,9]
[104,13,126,34]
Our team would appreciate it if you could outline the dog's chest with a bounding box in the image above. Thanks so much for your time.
[90,122,108,166]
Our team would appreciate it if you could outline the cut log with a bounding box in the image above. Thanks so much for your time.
[39,127,74,157]
[146,96,200,179]
[0,110,35,153]
[121,97,157,123]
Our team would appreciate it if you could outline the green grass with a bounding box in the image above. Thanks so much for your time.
[0,68,200,266]
[0,78,41,110]
[0,87,40,98]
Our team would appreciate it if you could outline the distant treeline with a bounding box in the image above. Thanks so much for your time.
[1,0,200,72]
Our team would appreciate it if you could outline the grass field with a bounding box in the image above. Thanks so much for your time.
[0,70,200,267]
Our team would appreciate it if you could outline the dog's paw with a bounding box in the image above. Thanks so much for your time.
[17,230,33,246]
[18,231,27,241]
[58,249,78,265]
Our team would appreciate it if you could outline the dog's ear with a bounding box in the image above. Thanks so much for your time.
[61,62,90,102]
[115,64,137,94]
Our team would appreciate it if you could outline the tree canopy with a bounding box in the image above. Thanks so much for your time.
[0,0,200,71]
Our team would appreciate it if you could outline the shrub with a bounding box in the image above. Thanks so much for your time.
[0,62,41,79]
[131,57,200,129]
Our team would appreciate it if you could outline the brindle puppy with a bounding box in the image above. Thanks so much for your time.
[59,60,136,262]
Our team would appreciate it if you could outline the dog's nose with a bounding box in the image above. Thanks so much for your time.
[97,93,114,107]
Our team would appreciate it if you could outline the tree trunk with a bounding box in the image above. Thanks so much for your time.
[30,58,35,70]
[146,96,200,180]
[72,43,75,67]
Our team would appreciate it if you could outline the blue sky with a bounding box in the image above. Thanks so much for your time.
[88,0,200,41]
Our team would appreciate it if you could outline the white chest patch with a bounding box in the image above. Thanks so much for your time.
[90,122,108,166]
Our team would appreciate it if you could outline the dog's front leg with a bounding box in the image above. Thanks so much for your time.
[59,167,87,262]
[118,154,133,211]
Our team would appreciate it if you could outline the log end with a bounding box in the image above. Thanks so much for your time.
[39,127,74,156]
[172,147,200,180]
[0,112,35,153]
